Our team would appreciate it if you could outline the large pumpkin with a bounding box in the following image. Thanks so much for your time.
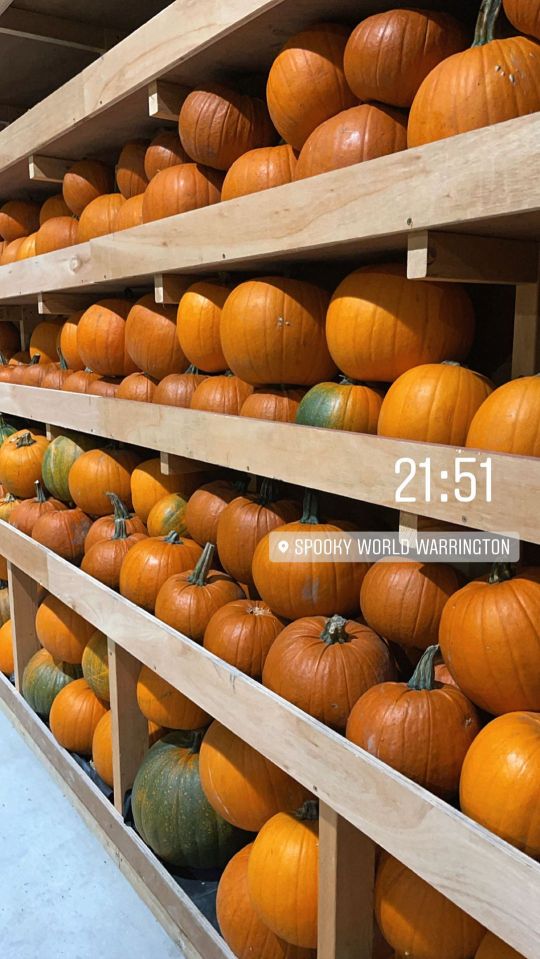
[220,277,335,385]
[0,431,49,497]
[81,629,109,701]
[119,532,202,611]
[41,432,98,503]
[125,294,187,379]
[130,456,209,524]
[68,447,139,516]
[49,677,108,755]
[0,200,40,242]
[240,387,305,423]
[147,492,188,538]
[113,194,145,231]
[77,298,137,377]
[378,363,493,445]
[116,139,149,199]
[344,9,468,108]
[0,619,13,676]
[142,163,223,223]
[326,265,475,382]
[296,379,383,433]
[137,665,210,730]
[475,931,527,959]
[221,144,297,201]
[22,648,81,719]
[466,375,540,457]
[203,599,284,678]
[295,104,407,181]
[190,374,254,414]
[152,369,208,408]
[248,801,319,948]
[439,565,540,715]
[32,507,92,564]
[9,480,66,535]
[266,23,356,150]
[504,0,540,39]
[408,0,540,147]
[29,319,63,364]
[40,194,71,224]
[184,479,245,546]
[375,853,484,959]
[35,217,78,255]
[144,130,189,180]
[36,593,95,664]
[77,194,125,242]
[360,561,462,651]
[84,492,146,552]
[176,280,229,373]
[63,160,114,217]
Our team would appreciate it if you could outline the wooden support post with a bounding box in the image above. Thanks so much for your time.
[108,639,148,815]
[38,292,95,315]
[159,451,215,476]
[318,803,375,959]
[399,511,419,548]
[154,273,190,305]
[512,272,540,377]
[148,79,190,122]
[29,155,72,184]
[407,231,539,284]
[45,424,64,441]
[7,562,41,690]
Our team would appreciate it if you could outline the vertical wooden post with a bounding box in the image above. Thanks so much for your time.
[7,562,41,690]
[513,272,540,378]
[399,511,419,548]
[108,639,148,814]
[317,802,376,959]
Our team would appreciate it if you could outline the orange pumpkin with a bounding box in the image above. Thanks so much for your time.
[116,372,157,402]
[130,456,209,524]
[40,194,71,224]
[63,160,114,217]
[146,492,188,538]
[50,677,108,755]
[116,139,149,199]
[203,599,284,678]
[58,311,84,371]
[77,194,125,242]
[0,431,49,497]
[61,369,101,393]
[29,319,63,364]
[504,0,540,39]
[84,492,146,552]
[36,593,95,664]
[35,216,78,255]
[221,144,297,201]
[295,380,382,433]
[119,532,202,611]
[0,200,40,242]
[32,507,92,564]
[475,931,527,959]
[185,479,245,546]
[125,294,187,379]
[81,501,147,590]
[136,664,210,729]
[142,163,223,223]
[41,353,72,390]
[0,492,21,522]
[466,375,540,457]
[113,194,145,231]
[152,369,208,407]
[190,373,253,414]
[19,355,51,387]
[68,447,139,517]
[15,232,38,260]
[9,480,66,535]
[144,130,190,180]
[240,387,305,423]
[77,298,137,377]
[176,280,229,373]
[0,238,25,264]
[92,709,165,787]
[87,377,121,397]
[0,619,14,676]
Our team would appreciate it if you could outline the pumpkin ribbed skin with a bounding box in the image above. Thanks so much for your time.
[326,266,475,382]
[36,594,95,664]
[222,144,297,201]
[200,721,310,832]
[49,677,108,756]
[63,160,114,217]
[344,9,468,108]
[185,480,242,546]
[22,648,81,719]
[88,377,121,397]
[504,0,540,39]
[84,497,146,552]
[32,507,92,565]
[360,561,462,651]
[30,319,63,363]
[41,360,72,391]
[15,232,37,260]
[296,381,382,433]
[378,364,493,445]
[68,448,139,516]
[0,238,25,263]
[177,281,229,373]
[77,194,125,242]
[137,665,210,730]
[466,376,540,456]
[147,492,188,538]
[92,710,165,787]
[9,482,66,535]
[375,853,484,959]
[0,619,14,676]
[217,487,301,586]
[295,104,408,181]
[130,457,208,524]
[0,432,49,497]
[240,387,305,423]
[439,567,540,715]
[144,130,189,180]
[190,374,254,414]
[119,533,202,611]
[77,298,137,377]
[126,294,187,379]
[40,194,71,224]
[0,493,20,522]
[460,711,540,859]
[116,139,149,199]
[248,805,319,949]
[221,277,335,386]
[117,372,157,402]
[475,931,527,959]
[266,23,356,150]
[61,370,101,394]
[113,194,145,231]
[153,370,208,408]
[203,599,284,678]
[0,200,40,242]
[142,163,223,223]
[81,630,109,701]
[81,530,147,590]
[35,217,78,255]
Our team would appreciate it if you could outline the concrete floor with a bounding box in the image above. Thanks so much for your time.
[0,706,184,959]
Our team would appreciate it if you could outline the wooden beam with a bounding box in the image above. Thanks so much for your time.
[7,562,41,691]
[38,292,95,315]
[148,80,190,122]
[0,8,117,53]
[29,155,72,184]
[108,639,148,814]
[159,451,214,477]
[154,273,190,305]
[407,231,539,284]
[398,511,419,548]
[512,272,540,378]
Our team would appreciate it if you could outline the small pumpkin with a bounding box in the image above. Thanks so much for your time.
[35,216,78,255]
[77,193,125,242]
[176,280,229,373]
[0,492,20,522]
[81,630,109,701]
[41,351,72,390]
[221,144,297,201]
[119,531,202,611]
[41,431,98,503]
[113,194,145,231]
[40,194,71,224]
[32,507,92,565]
[19,354,51,387]
[63,160,114,217]
[49,677,108,755]
[22,648,81,719]
[77,298,137,377]
[116,139,149,199]
[87,377,121,397]
[92,709,166,787]
[0,431,49,498]
[144,130,189,180]
[9,480,66,535]
[61,369,101,393]
[29,319,63,364]
[116,372,157,402]
[0,200,40,242]
[240,386,305,423]
[466,375,540,457]
[36,593,95,664]
[130,456,209,524]
[136,665,210,730]
[152,368,208,407]
[147,492,188,538]
[0,619,14,676]
[190,373,254,414]
[203,599,284,678]
[125,294,187,379]
[81,503,147,590]
[84,492,146,552]
[296,379,383,433]
[142,163,223,223]
[475,931,527,959]
[184,478,246,546]
[68,447,139,517]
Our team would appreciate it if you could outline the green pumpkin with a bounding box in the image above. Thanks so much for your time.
[0,415,16,445]
[41,432,97,502]
[22,648,82,720]
[81,630,109,702]
[295,379,383,434]
[0,584,10,626]
[132,731,249,868]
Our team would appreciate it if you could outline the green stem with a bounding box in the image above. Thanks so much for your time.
[473,0,502,46]
[29,354,40,366]
[16,432,35,448]
[187,542,215,585]
[408,645,440,691]
[106,492,130,521]
[321,614,349,645]
[0,579,7,589]
[189,729,205,754]
[186,364,202,375]
[300,490,319,525]
[488,562,516,585]
[164,530,181,544]
[57,348,68,371]
[34,480,47,504]
[0,353,7,366]
[294,799,319,822]
[258,477,278,505]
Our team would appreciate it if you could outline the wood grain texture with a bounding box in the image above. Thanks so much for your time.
[408,231,539,284]
[108,639,149,814]
[7,562,41,690]
[513,272,540,377]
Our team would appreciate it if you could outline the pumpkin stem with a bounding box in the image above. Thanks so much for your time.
[488,562,516,584]
[1,493,16,504]
[338,375,353,385]
[188,728,205,754]
[188,542,215,585]
[16,431,36,448]
[164,530,181,544]
[57,347,68,371]
[473,0,502,46]
[0,579,7,589]
[407,645,441,691]
[34,480,47,504]
[0,353,7,367]
[300,490,319,525]
[186,364,202,375]
[321,614,350,645]
[29,354,40,366]
[294,799,319,822]
[258,477,279,505]
[232,474,250,494]
[106,492,130,521]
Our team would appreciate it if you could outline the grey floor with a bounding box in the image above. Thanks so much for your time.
[0,705,184,959]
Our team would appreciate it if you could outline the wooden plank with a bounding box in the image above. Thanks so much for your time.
[160,451,216,476]
[148,80,189,122]
[0,523,538,959]
[108,639,148,814]
[407,231,539,284]
[29,155,72,184]
[513,274,540,377]
[38,292,95,315]
[45,424,64,441]
[318,803,375,959]
[0,673,234,959]
[7,561,41,690]
[398,511,419,548]
[154,273,190,305]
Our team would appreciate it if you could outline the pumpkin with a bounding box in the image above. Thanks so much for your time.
[77,193,125,242]
[378,363,493,445]
[217,843,316,959]
[84,492,146,552]
[375,853,484,959]
[0,415,16,443]
[185,479,245,546]
[439,564,540,715]
[41,352,72,390]
[116,372,157,402]
[113,193,145,231]
[116,139,149,199]
[266,23,356,150]
[87,377,121,397]
[81,630,109,701]
[61,369,101,393]
[29,319,63,364]
[466,375,540,457]
[0,200,40,242]
[9,480,66,535]
[217,480,301,586]
[40,194,71,224]
[0,238,25,263]
[296,379,383,433]
[132,730,246,868]
[0,583,10,626]
[41,432,97,503]
[360,561,463,651]
[63,160,114,217]
[147,492,188,538]
[0,325,20,357]
[142,163,223,223]
[155,541,245,643]
[200,721,310,832]
[119,531,202,611]
[176,280,229,372]
[240,386,305,423]
[8,351,31,368]
[137,665,210,730]
[125,294,187,379]
[203,599,284,678]
[77,298,137,376]
[326,265,475,382]
[475,932,527,959]
[408,0,540,147]
[81,503,147,591]
[68,447,139,516]
[504,0,540,39]
[0,431,49,497]
[222,144,297,201]
[144,129,190,180]
[35,216,78,255]
[152,368,208,407]
[15,232,37,260]
[92,710,166,787]
[179,84,277,171]
[190,373,254,413]
[22,648,81,719]
[252,492,367,619]
[295,104,408,181]
[0,492,20,522]
[0,619,14,676]
[248,801,319,948]
[36,593,95,664]
[50,677,108,755]
[32,507,92,564]
[130,456,209,523]
[344,9,468,109]
[19,355,51,387]
[221,277,335,385]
